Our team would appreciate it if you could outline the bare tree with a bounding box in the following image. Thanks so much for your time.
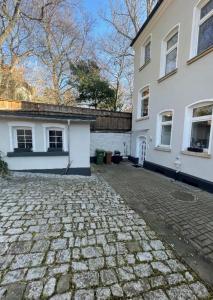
[33,3,93,104]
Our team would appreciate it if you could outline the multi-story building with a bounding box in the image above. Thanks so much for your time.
[131,0,213,191]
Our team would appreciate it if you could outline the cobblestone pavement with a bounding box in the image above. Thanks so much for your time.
[0,173,212,299]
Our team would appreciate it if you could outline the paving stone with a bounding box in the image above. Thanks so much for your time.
[8,241,32,254]
[167,259,187,272]
[31,240,50,252]
[117,266,135,281]
[185,271,194,282]
[111,283,124,297]
[2,269,26,284]
[100,269,118,285]
[43,277,56,297]
[51,238,67,250]
[167,284,198,299]
[72,261,88,272]
[26,266,46,280]
[152,250,168,261]
[3,283,26,300]
[82,246,103,258]
[0,287,6,298]
[56,249,71,263]
[73,271,99,288]
[137,252,153,262]
[150,275,167,288]
[151,262,171,275]
[144,289,169,300]
[166,273,185,285]
[150,240,165,251]
[74,289,94,300]
[190,282,210,299]
[134,263,153,278]
[96,287,111,299]
[123,281,144,297]
[57,274,70,293]
[50,292,72,300]
[11,253,44,269]
[48,264,70,276]
[106,256,116,267]
[89,257,105,270]
[117,232,132,241]
[25,280,43,299]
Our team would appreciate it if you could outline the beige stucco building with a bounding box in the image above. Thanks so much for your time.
[131,0,213,191]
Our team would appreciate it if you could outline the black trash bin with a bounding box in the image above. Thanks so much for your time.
[112,151,122,164]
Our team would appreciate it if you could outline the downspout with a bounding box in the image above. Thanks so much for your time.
[65,120,71,175]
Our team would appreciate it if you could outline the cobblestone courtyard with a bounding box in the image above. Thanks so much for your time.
[0,173,212,299]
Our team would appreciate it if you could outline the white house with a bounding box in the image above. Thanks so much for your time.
[0,100,132,174]
[131,0,213,192]
[0,100,95,175]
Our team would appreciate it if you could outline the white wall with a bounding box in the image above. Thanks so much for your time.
[90,132,131,157]
[0,118,91,171]
[132,0,213,182]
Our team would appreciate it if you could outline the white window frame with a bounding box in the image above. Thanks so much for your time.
[43,123,67,152]
[156,110,174,149]
[182,100,213,154]
[137,85,150,120]
[8,122,35,152]
[160,24,180,78]
[141,35,152,66]
[190,0,213,58]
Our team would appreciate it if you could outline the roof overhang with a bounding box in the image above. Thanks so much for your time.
[130,0,165,47]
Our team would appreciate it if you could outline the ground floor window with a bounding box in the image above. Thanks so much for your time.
[15,127,33,151]
[48,129,63,151]
[156,111,173,148]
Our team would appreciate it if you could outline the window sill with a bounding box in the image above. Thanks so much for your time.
[181,150,211,159]
[187,46,213,65]
[7,151,69,157]
[158,68,178,83]
[139,60,151,72]
[136,116,149,122]
[154,146,171,152]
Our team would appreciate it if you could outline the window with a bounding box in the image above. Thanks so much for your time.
[191,0,213,57]
[189,104,213,151]
[138,87,149,118]
[48,129,63,151]
[156,111,173,148]
[141,36,151,66]
[160,26,179,77]
[15,128,33,151]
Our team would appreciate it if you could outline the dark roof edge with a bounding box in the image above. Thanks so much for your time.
[130,0,164,47]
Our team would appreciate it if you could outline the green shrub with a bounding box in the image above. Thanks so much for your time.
[0,152,9,177]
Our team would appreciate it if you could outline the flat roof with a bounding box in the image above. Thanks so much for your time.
[0,110,96,122]
[130,0,164,47]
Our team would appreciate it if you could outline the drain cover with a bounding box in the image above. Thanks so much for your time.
[171,191,195,202]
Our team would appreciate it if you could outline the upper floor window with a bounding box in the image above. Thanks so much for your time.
[182,101,213,154]
[138,86,149,118]
[15,128,33,151]
[191,0,213,57]
[141,36,151,67]
[48,129,63,151]
[160,25,179,77]
[156,111,173,148]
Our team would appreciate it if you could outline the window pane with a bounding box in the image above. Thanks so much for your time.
[141,98,149,117]
[162,112,173,122]
[193,105,213,117]
[165,47,177,74]
[190,121,211,149]
[49,143,56,148]
[17,136,25,143]
[161,125,172,145]
[145,41,151,63]
[49,130,56,136]
[198,15,213,54]
[25,130,32,136]
[201,0,213,19]
[142,89,149,97]
[167,32,178,50]
[17,129,24,135]
[55,131,62,137]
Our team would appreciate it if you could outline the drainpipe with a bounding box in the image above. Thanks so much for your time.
[65,120,71,175]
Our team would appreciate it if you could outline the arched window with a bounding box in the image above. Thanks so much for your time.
[43,124,67,152]
[160,25,180,77]
[156,110,174,148]
[190,0,213,57]
[182,101,213,153]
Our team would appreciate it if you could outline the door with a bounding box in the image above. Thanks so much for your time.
[139,137,147,165]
